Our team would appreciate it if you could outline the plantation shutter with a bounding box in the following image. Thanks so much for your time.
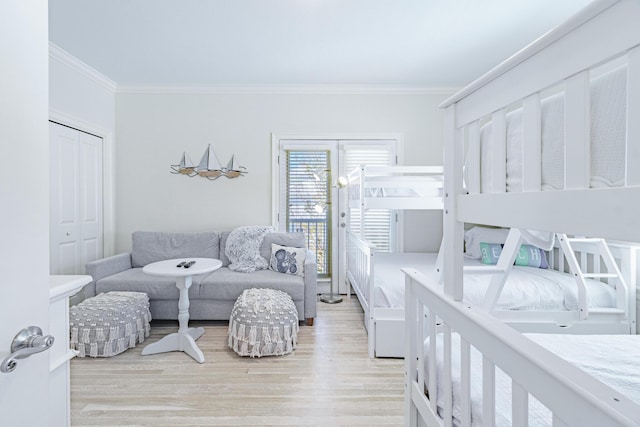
[343,144,396,252]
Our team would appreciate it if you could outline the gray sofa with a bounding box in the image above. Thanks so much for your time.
[84,231,317,325]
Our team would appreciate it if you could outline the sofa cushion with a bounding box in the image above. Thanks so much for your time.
[199,267,305,301]
[259,232,306,262]
[131,231,220,268]
[95,268,204,300]
[219,231,231,267]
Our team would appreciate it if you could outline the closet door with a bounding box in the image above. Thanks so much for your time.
[50,122,103,274]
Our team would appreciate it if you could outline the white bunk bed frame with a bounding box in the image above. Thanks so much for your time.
[468,228,638,334]
[406,0,640,425]
[346,165,444,358]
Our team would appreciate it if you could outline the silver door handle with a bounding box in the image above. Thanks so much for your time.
[1,326,54,373]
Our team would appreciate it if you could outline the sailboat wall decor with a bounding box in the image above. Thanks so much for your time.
[170,152,197,176]
[170,145,247,180]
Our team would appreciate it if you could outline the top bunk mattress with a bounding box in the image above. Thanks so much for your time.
[477,66,626,192]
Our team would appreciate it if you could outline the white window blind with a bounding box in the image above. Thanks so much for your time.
[285,150,331,276]
[343,144,396,252]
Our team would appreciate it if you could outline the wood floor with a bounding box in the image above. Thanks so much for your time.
[70,296,404,426]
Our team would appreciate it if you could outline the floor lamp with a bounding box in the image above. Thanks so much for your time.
[320,282,343,304]
[321,176,347,304]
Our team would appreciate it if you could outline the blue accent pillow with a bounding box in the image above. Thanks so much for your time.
[479,242,548,269]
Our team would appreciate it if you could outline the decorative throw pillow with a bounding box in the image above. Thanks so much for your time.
[270,244,305,276]
[515,244,549,269]
[480,242,503,265]
[464,226,510,259]
[479,242,548,269]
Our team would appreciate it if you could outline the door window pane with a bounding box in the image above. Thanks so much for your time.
[285,150,331,277]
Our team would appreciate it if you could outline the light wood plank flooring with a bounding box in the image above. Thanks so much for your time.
[70,296,404,426]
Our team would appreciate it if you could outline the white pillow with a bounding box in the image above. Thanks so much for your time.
[269,243,305,276]
[464,226,510,259]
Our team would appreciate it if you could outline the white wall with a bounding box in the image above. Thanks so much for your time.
[49,44,116,132]
[115,92,451,253]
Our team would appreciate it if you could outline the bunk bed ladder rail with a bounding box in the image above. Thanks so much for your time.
[557,234,629,321]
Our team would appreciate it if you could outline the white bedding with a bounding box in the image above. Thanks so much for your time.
[425,333,640,426]
[462,259,616,311]
[479,66,626,192]
[372,255,616,310]
[373,253,438,308]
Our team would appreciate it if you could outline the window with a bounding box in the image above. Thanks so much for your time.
[284,150,331,277]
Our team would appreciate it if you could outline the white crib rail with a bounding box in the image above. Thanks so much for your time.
[403,268,640,427]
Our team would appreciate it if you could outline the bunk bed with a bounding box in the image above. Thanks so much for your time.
[405,0,640,425]
[346,165,444,358]
[349,172,638,360]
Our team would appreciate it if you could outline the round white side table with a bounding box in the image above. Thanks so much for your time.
[141,257,222,363]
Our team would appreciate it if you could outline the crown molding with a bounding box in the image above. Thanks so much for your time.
[49,43,117,93]
[116,84,458,95]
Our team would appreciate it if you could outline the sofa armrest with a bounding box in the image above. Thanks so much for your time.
[303,249,318,321]
[83,253,133,300]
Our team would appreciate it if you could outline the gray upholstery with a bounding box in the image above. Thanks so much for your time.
[131,231,220,268]
[259,232,305,261]
[200,268,305,301]
[219,231,231,266]
[84,230,317,323]
[96,268,203,300]
[85,252,132,299]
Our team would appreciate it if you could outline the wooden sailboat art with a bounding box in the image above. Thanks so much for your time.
[170,152,197,176]
[196,144,223,179]
[223,154,247,178]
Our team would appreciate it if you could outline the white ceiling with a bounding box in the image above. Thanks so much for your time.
[48,0,595,89]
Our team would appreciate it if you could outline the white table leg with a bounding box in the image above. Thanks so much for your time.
[141,274,206,363]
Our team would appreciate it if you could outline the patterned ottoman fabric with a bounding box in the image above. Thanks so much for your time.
[70,291,152,357]
[228,288,298,357]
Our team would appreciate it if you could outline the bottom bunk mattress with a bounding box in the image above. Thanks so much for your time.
[424,333,640,426]
[373,252,438,308]
[371,255,616,311]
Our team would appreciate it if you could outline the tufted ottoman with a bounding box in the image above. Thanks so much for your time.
[228,288,299,357]
[70,291,152,358]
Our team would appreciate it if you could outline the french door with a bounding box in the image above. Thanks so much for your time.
[273,135,400,294]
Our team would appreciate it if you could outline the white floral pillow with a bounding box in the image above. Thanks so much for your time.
[270,243,305,276]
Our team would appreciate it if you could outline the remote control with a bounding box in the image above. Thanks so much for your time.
[176,261,187,267]
[184,260,196,268]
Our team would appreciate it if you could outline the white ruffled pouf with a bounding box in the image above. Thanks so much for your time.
[228,288,299,358]
[69,291,151,357]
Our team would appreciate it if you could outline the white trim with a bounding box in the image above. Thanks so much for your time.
[117,85,457,95]
[49,109,116,257]
[49,43,117,93]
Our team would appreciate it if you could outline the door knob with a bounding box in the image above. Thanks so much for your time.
[1,326,54,373]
